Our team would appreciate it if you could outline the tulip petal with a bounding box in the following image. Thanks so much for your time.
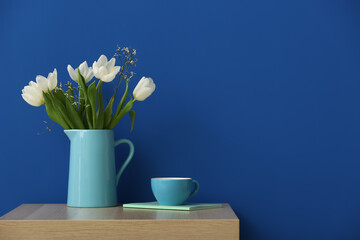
[28,86,42,101]
[22,93,39,106]
[101,72,117,82]
[134,87,153,101]
[29,81,38,88]
[97,55,108,66]
[67,65,78,82]
[85,70,94,83]
[92,60,98,72]
[107,58,116,69]
[48,68,57,90]
[79,61,88,75]
[36,75,48,91]
[111,66,120,75]
[133,76,146,95]
[98,66,108,77]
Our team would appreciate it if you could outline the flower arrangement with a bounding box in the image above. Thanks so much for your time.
[21,47,156,130]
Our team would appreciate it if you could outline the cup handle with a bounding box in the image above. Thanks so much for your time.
[114,139,134,186]
[188,179,200,199]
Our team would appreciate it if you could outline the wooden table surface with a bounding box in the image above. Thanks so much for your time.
[0,204,239,240]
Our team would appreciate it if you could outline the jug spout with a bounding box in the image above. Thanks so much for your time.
[64,130,76,141]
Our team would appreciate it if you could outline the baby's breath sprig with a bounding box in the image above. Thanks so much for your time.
[37,121,55,135]
[113,46,138,98]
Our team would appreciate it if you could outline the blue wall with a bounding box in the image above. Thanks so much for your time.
[1,0,360,239]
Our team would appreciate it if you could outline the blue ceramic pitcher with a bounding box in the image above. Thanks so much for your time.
[64,130,134,207]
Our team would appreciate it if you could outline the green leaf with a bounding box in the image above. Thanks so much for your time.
[103,96,115,129]
[52,89,66,105]
[129,110,135,132]
[113,81,129,118]
[106,81,129,129]
[65,98,85,129]
[78,88,85,118]
[51,89,79,129]
[52,94,76,129]
[77,71,93,128]
[95,81,104,129]
[43,92,70,129]
[77,71,88,92]
[108,100,133,129]
[87,81,97,128]
[81,110,88,128]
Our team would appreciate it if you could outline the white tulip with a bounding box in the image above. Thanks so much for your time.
[92,55,120,82]
[35,68,58,92]
[21,81,44,107]
[67,61,94,83]
[133,77,156,101]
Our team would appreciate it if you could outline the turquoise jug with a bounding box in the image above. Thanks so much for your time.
[64,130,134,207]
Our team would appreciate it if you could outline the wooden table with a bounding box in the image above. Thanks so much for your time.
[0,204,239,240]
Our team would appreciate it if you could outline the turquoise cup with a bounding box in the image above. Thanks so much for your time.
[151,178,200,205]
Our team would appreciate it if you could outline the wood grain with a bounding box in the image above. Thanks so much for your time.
[0,204,239,240]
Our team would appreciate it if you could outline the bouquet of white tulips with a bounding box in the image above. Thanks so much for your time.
[21,47,156,130]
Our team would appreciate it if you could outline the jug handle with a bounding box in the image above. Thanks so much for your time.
[114,139,134,186]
